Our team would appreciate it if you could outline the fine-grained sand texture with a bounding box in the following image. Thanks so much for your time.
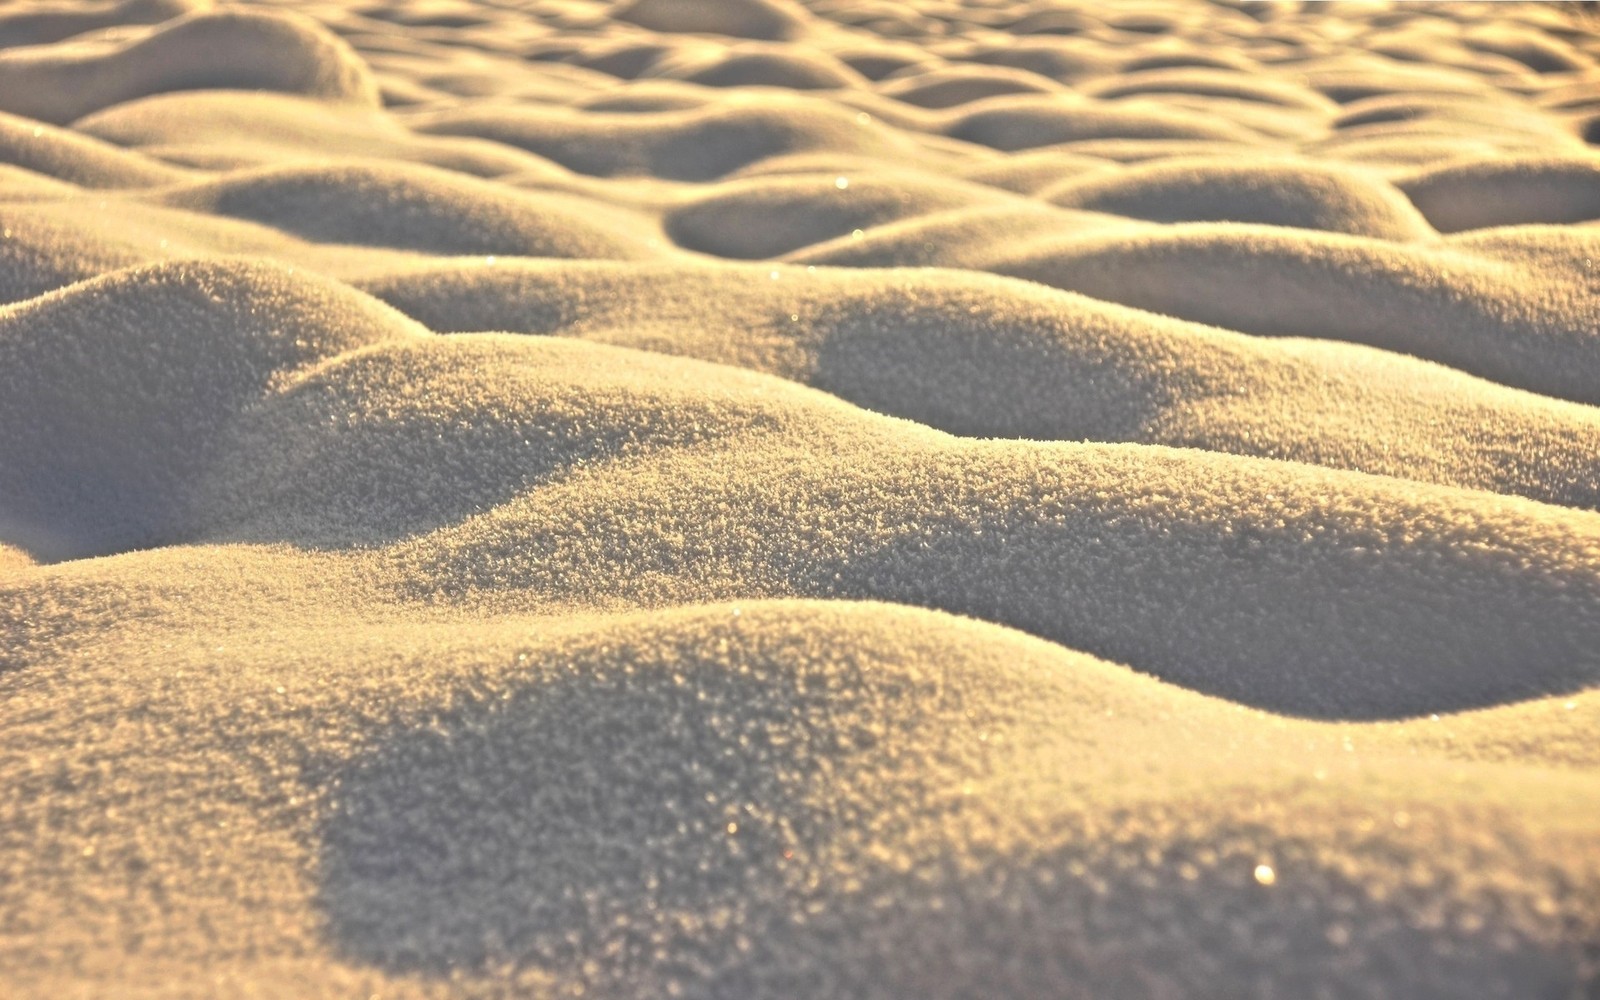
[3,2,1600,998]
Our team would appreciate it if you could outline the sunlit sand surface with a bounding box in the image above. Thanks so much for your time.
[2,1,1599,996]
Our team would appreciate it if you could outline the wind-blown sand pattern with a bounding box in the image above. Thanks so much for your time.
[2,1,1599,997]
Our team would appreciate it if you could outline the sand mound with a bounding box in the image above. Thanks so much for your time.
[616,0,810,41]
[1397,154,1600,231]
[931,223,1600,405]
[7,277,1553,718]
[1043,155,1435,238]
[4,0,1600,996]
[159,161,661,258]
[1083,67,1340,114]
[407,96,926,179]
[0,195,443,303]
[955,37,1114,84]
[3,583,1596,997]
[312,601,1599,998]
[0,0,208,48]
[947,94,1263,149]
[0,259,422,559]
[356,259,1600,511]
[366,379,1600,720]
[0,109,190,187]
[662,43,865,90]
[956,148,1113,192]
[0,8,379,125]
[664,170,998,257]
[75,89,573,177]
[877,64,1065,108]
[3,256,1589,716]
[0,165,81,201]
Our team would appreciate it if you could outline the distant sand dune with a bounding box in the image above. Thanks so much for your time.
[357,259,1600,509]
[3,1,1599,997]
[1397,153,1600,230]
[406,95,934,179]
[159,161,663,257]
[0,109,191,187]
[796,221,1600,404]
[0,8,378,124]
[0,0,210,49]
[76,88,585,178]
[1042,156,1436,238]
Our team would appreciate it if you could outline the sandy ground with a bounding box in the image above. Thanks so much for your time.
[2,0,1600,996]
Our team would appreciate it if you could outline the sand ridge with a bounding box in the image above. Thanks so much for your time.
[2,1,1599,997]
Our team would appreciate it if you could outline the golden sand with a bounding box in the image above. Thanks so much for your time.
[2,0,1598,996]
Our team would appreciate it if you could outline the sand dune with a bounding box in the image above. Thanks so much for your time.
[9,261,1560,717]
[0,7,379,124]
[406,95,935,179]
[353,259,1600,509]
[664,168,1006,256]
[1397,153,1600,230]
[617,0,811,41]
[0,259,424,560]
[0,0,210,48]
[1041,155,1437,238]
[3,1,1599,997]
[74,89,585,177]
[159,161,662,257]
[0,109,190,187]
[795,219,1600,404]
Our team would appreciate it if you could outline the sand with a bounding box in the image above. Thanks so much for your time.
[1,1,1598,997]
